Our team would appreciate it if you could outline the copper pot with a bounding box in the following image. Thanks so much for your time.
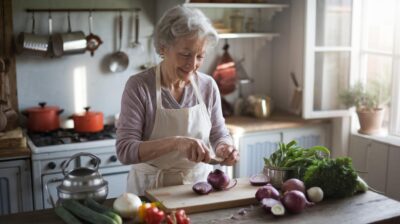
[71,107,104,133]
[24,102,63,132]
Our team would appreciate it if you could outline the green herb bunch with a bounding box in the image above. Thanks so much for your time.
[303,157,358,199]
[264,140,330,179]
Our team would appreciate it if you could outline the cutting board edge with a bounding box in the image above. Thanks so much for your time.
[154,197,257,214]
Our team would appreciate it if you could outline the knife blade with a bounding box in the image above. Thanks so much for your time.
[209,156,224,165]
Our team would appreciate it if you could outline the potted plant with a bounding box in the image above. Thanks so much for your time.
[339,81,390,135]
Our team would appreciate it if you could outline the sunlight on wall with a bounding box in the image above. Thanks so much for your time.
[73,66,88,113]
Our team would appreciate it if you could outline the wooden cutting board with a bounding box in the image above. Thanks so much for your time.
[145,178,259,214]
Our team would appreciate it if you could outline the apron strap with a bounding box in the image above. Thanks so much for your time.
[155,65,163,109]
[190,73,205,106]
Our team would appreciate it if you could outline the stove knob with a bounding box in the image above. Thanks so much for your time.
[47,162,56,170]
[109,155,118,162]
[90,158,101,166]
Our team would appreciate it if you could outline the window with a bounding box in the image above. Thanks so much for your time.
[360,0,400,136]
[304,0,400,137]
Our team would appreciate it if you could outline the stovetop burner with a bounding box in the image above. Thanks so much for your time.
[28,125,116,147]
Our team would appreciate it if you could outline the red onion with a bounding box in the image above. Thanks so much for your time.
[260,198,285,216]
[281,190,314,213]
[207,169,230,190]
[282,178,306,193]
[249,174,269,186]
[192,182,213,195]
[255,184,280,201]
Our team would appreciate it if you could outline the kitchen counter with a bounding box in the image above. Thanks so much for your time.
[225,112,329,135]
[1,191,400,224]
[0,127,30,160]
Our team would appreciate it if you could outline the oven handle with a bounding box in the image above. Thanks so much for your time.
[45,177,63,208]
[62,152,100,176]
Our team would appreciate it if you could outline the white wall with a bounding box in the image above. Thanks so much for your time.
[13,0,156,126]
[13,0,283,127]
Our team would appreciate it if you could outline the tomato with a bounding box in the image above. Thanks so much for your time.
[175,209,191,224]
[144,206,165,224]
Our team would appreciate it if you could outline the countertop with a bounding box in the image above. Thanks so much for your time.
[0,127,30,160]
[225,112,329,135]
[1,191,400,224]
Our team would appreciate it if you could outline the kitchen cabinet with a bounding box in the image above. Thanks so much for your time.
[234,123,331,178]
[0,158,33,215]
[348,135,400,201]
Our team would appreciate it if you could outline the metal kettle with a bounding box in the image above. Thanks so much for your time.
[46,152,108,207]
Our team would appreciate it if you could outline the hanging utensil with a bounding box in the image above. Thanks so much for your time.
[86,11,103,57]
[108,12,129,73]
[129,11,143,52]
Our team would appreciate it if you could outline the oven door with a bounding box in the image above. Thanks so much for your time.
[41,167,130,209]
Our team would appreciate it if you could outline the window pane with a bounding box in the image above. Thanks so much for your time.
[365,54,392,131]
[316,0,353,46]
[363,0,395,52]
[314,52,350,111]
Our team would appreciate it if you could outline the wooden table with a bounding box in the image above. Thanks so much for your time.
[1,191,399,224]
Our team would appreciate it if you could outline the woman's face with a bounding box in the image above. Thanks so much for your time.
[163,36,207,82]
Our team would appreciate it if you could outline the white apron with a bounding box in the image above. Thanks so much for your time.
[126,64,213,196]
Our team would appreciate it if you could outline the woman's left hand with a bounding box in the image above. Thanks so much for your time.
[215,143,239,166]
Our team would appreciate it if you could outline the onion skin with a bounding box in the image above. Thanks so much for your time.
[207,169,230,190]
[255,184,280,201]
[192,182,213,195]
[282,178,306,194]
[282,190,314,213]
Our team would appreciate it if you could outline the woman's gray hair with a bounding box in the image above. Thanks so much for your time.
[154,5,219,55]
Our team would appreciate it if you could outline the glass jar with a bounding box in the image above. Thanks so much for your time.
[230,10,244,33]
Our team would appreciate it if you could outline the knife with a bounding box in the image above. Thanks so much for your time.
[209,156,225,165]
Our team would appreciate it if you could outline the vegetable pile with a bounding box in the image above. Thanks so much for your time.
[255,178,316,216]
[263,140,368,199]
[54,193,192,224]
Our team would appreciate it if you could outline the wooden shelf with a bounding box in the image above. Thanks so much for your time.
[218,32,279,40]
[184,3,289,9]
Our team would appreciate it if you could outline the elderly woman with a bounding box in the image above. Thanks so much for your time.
[116,5,239,196]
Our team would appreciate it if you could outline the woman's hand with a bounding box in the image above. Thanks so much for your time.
[215,143,239,166]
[176,137,211,163]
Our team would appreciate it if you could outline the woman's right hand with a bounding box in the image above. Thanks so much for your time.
[175,137,211,163]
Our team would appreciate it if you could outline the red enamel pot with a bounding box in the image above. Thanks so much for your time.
[71,107,104,133]
[24,102,64,132]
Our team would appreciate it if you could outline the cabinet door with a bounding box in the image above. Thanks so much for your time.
[365,141,388,193]
[303,0,360,118]
[387,146,400,201]
[235,131,281,178]
[349,135,389,193]
[0,159,32,215]
[0,167,20,215]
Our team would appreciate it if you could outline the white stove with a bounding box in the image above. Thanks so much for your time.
[28,126,130,210]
